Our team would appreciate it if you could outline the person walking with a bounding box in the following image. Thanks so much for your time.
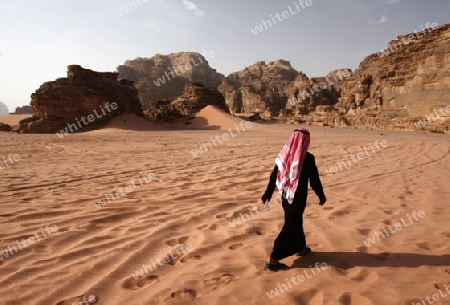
[261,128,326,271]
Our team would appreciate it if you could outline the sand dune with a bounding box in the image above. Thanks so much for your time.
[187,106,257,130]
[0,121,449,305]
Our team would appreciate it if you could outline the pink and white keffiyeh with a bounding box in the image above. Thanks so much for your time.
[275,128,310,204]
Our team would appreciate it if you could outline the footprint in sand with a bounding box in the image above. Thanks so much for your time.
[417,242,447,251]
[323,206,334,210]
[328,208,352,220]
[180,253,202,263]
[441,232,450,238]
[246,226,264,235]
[216,212,233,219]
[292,289,323,304]
[197,224,209,230]
[445,268,450,274]
[435,282,450,290]
[56,295,97,305]
[228,243,243,250]
[170,288,201,300]
[204,273,234,285]
[122,275,159,290]
[357,228,372,236]
[209,224,219,230]
[356,246,368,253]
[332,261,358,277]
[383,210,393,215]
[351,269,379,283]
[307,212,320,219]
[338,292,373,305]
[382,219,392,225]
[166,236,190,246]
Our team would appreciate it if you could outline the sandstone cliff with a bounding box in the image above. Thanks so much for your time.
[218,60,298,114]
[325,23,450,133]
[20,65,143,133]
[117,52,224,109]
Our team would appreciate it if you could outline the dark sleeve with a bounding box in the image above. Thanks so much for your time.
[309,155,326,201]
[262,165,278,202]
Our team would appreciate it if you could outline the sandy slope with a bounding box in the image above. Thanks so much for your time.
[0,111,449,305]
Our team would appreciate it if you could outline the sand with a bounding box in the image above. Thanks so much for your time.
[0,108,449,305]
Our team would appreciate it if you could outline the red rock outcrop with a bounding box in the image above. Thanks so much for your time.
[326,24,450,133]
[218,60,298,114]
[117,52,224,109]
[20,65,143,133]
[145,82,228,123]
[0,123,11,131]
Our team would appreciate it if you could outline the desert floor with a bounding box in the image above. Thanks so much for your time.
[0,109,449,305]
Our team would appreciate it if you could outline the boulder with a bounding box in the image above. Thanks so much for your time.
[20,65,143,133]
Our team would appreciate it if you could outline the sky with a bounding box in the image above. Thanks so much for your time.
[0,0,449,111]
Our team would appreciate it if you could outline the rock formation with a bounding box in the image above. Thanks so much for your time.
[19,65,143,133]
[219,24,449,133]
[145,82,228,123]
[327,23,450,133]
[0,102,8,114]
[218,60,298,114]
[117,52,224,109]
[13,105,33,114]
[0,123,11,131]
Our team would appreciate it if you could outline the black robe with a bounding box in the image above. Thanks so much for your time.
[262,152,326,261]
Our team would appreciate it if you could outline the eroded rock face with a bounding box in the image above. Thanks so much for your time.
[20,65,143,133]
[218,60,298,114]
[331,24,450,133]
[117,52,224,109]
[145,82,228,123]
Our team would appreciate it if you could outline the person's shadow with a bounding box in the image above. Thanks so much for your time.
[291,251,450,269]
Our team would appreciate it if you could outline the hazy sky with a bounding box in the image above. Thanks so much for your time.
[0,0,448,110]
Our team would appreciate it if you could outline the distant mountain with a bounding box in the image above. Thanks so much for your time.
[13,105,33,114]
[0,102,9,114]
[117,52,224,109]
